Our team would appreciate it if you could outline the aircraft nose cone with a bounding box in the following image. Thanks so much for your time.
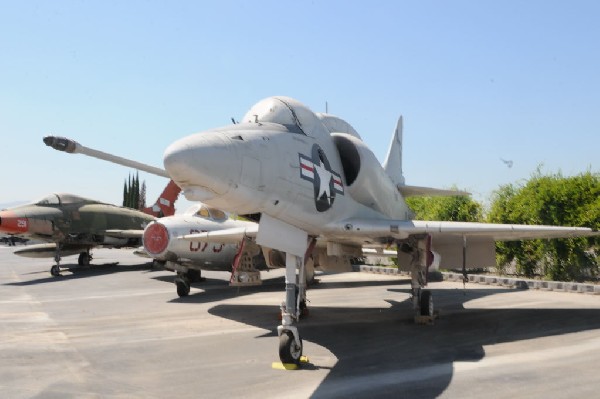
[143,221,169,255]
[0,211,28,234]
[164,132,241,201]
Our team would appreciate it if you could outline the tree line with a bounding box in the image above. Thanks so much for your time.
[405,170,600,281]
[123,172,146,211]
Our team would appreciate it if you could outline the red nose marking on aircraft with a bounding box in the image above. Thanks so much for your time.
[143,222,169,255]
[0,211,28,234]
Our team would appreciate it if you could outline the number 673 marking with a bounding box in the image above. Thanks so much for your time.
[189,229,225,253]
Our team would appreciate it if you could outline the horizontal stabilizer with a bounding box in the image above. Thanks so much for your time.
[399,185,470,197]
[14,243,82,258]
[133,248,152,258]
[104,229,144,238]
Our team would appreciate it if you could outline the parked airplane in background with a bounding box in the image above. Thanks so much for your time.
[44,136,269,296]
[139,203,265,297]
[0,192,168,276]
[1,137,180,277]
[160,96,599,365]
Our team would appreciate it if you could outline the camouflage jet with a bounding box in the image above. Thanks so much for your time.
[0,184,179,276]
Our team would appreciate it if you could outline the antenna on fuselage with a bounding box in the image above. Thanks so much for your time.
[325,101,329,114]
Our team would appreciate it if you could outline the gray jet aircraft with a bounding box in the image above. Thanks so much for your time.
[161,96,600,365]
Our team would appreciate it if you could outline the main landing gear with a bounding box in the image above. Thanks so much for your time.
[399,235,436,322]
[49,248,93,277]
[175,269,203,297]
[50,245,63,277]
[50,264,61,277]
[78,250,92,266]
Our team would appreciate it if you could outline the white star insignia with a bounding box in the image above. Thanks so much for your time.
[313,160,333,204]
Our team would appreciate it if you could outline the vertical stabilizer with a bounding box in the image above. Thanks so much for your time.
[142,180,181,217]
[383,116,405,187]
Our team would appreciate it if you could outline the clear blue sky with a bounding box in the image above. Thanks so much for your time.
[1,1,599,212]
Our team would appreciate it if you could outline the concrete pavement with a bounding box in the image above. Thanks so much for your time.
[1,246,600,398]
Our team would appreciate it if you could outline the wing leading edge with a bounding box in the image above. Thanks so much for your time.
[322,219,599,242]
[178,218,598,244]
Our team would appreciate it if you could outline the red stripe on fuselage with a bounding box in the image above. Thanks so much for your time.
[0,211,28,234]
[300,163,314,172]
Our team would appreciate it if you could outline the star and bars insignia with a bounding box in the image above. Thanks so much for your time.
[298,144,344,212]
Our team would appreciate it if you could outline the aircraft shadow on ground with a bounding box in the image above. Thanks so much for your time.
[207,286,600,398]
[4,262,156,286]
[164,274,411,305]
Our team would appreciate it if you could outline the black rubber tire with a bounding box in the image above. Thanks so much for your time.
[176,279,190,297]
[50,265,60,277]
[78,252,91,266]
[420,290,433,317]
[278,330,302,365]
[187,269,202,283]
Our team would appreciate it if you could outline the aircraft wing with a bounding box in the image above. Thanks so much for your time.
[14,243,87,258]
[322,218,599,243]
[398,185,470,197]
[324,219,599,268]
[178,224,259,244]
[103,229,145,238]
[176,218,598,246]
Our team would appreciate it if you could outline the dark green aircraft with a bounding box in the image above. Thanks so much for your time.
[0,193,158,276]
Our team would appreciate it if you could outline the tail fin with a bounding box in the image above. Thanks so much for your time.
[383,116,470,197]
[142,180,181,217]
[383,116,405,187]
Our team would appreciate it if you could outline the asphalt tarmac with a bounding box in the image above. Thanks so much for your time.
[2,246,600,399]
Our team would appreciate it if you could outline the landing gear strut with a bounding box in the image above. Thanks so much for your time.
[50,246,62,277]
[276,238,316,366]
[400,235,436,321]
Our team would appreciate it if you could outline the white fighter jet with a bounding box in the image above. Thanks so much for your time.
[161,96,599,365]
[139,203,266,297]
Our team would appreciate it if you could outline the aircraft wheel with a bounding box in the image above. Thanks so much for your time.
[420,290,434,317]
[50,265,61,277]
[187,269,202,283]
[278,330,302,365]
[176,279,190,297]
[78,252,91,266]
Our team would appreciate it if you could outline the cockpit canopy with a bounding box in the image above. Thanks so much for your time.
[241,96,325,137]
[34,193,99,207]
[184,204,227,221]
[240,96,362,140]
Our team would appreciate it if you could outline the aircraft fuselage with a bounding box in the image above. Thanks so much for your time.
[164,97,412,237]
